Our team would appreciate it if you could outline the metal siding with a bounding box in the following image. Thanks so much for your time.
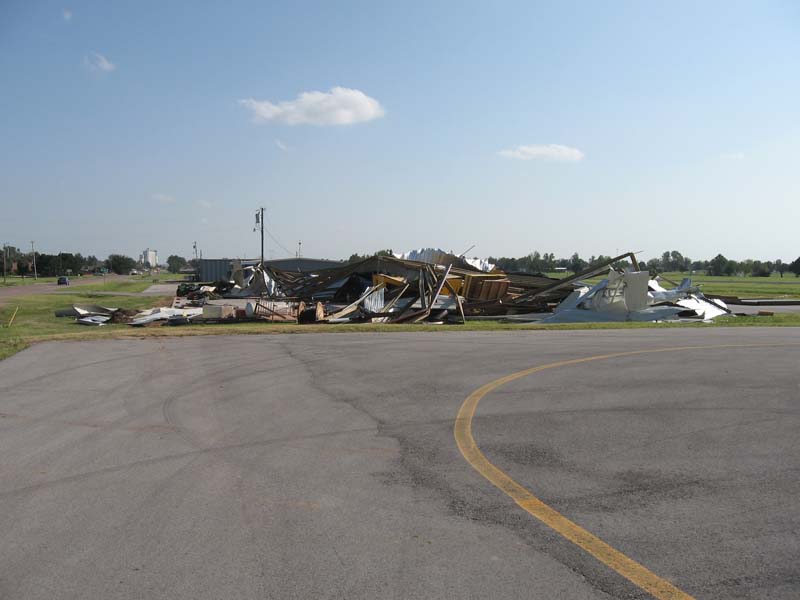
[198,259,232,282]
[265,258,344,272]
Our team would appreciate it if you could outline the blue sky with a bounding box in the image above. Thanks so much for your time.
[1,1,798,263]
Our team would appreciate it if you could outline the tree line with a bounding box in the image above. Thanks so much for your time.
[2,247,102,277]
[1,247,195,276]
[4,246,800,278]
[487,250,800,277]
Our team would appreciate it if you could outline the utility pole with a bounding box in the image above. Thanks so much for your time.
[193,241,198,261]
[30,241,37,280]
[254,207,265,267]
[3,244,7,284]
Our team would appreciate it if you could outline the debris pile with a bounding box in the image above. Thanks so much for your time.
[54,250,746,327]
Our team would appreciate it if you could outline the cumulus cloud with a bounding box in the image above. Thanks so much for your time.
[62,9,72,22]
[274,139,288,151]
[499,144,584,162]
[84,52,116,73]
[152,193,175,204]
[239,86,385,126]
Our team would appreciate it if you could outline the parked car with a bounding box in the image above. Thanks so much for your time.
[57,276,70,286]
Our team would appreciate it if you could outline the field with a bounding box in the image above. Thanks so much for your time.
[657,272,800,298]
[0,271,183,288]
[0,276,61,287]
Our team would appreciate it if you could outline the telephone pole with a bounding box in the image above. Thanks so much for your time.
[255,207,265,267]
[30,241,38,280]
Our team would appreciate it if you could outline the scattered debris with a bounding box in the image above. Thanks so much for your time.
[129,307,203,326]
[52,249,785,329]
[77,315,112,326]
[54,304,118,318]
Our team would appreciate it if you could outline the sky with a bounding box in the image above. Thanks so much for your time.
[1,1,798,263]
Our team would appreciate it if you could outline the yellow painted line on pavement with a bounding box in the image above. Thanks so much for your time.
[454,342,799,600]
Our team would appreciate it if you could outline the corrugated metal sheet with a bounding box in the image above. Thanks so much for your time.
[199,258,344,282]
[362,287,385,313]
[198,259,232,282]
[265,258,344,272]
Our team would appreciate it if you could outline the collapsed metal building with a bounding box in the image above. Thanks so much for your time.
[164,250,729,325]
[56,250,732,327]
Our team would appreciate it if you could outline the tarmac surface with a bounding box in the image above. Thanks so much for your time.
[0,328,798,599]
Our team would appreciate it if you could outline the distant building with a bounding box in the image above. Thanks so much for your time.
[141,248,158,268]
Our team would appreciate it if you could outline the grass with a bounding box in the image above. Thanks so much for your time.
[1,269,798,362]
[0,291,173,359]
[656,272,800,298]
[63,279,165,293]
[2,289,799,361]
[0,276,60,287]
[0,271,185,288]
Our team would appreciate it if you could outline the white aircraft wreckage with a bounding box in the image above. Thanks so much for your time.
[539,270,729,324]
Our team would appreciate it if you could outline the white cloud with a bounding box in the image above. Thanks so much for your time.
[152,193,175,204]
[239,86,385,126]
[499,144,584,162]
[274,139,288,151]
[62,9,72,22]
[720,152,745,161]
[195,200,212,209]
[84,52,116,73]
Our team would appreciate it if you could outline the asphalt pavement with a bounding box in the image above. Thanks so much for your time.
[0,328,798,599]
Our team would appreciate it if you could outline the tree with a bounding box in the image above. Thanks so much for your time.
[568,253,587,273]
[84,255,100,271]
[751,261,771,277]
[708,254,731,276]
[167,255,188,273]
[106,254,136,275]
[347,249,394,263]
[669,250,690,272]
[34,253,60,277]
[775,259,786,278]
[646,257,663,274]
[789,257,800,277]
[57,252,83,275]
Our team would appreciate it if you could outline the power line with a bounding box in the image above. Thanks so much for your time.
[265,227,293,257]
